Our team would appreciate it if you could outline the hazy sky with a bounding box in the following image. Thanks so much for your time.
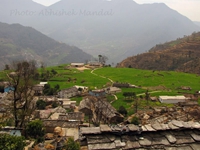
[32,0,200,21]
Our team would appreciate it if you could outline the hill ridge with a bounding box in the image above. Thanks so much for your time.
[117,32,200,74]
[0,22,92,70]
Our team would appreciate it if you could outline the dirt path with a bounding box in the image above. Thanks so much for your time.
[136,91,161,96]
[91,68,117,102]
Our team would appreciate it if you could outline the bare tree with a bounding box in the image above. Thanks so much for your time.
[145,90,150,106]
[133,94,140,113]
[7,60,37,128]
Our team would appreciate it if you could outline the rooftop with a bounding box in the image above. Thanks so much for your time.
[80,120,200,150]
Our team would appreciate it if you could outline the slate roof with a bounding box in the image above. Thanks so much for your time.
[80,120,200,150]
[43,120,80,128]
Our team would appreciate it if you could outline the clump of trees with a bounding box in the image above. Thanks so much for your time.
[123,92,136,100]
[36,99,59,110]
[40,68,58,81]
[43,83,60,95]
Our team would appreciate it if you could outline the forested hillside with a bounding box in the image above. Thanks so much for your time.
[118,32,200,74]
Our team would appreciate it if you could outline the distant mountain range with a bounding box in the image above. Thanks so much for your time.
[117,32,200,74]
[0,22,92,69]
[0,0,200,64]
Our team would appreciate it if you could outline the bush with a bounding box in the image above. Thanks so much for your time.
[25,120,45,141]
[52,101,59,108]
[63,137,80,150]
[118,106,127,116]
[131,116,140,125]
[36,99,46,110]
[0,134,25,150]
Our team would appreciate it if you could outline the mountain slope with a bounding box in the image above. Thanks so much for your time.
[194,21,200,27]
[0,22,92,69]
[0,0,199,64]
[117,32,200,74]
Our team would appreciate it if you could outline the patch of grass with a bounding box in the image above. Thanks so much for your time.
[71,96,83,105]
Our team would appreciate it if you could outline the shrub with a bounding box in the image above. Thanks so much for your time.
[131,116,140,125]
[36,99,46,110]
[25,120,45,141]
[64,137,80,150]
[0,134,25,150]
[118,106,128,116]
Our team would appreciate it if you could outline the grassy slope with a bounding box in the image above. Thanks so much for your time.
[41,65,109,90]
[94,67,200,93]
[93,67,199,114]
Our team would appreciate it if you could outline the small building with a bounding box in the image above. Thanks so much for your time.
[108,87,122,94]
[159,95,186,104]
[58,87,78,98]
[58,98,76,109]
[89,90,106,97]
[4,86,14,93]
[150,97,158,102]
[33,84,44,96]
[74,85,88,93]
[79,96,124,124]
[0,127,22,136]
[88,61,102,67]
[71,63,85,67]
[40,82,48,85]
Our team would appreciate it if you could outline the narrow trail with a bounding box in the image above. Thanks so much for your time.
[91,68,114,83]
[136,91,161,96]
[90,68,117,102]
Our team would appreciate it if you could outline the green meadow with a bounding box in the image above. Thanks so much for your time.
[41,65,109,90]
[94,67,200,94]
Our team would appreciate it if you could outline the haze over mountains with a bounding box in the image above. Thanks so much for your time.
[0,0,199,64]
[194,21,200,27]
[0,22,92,69]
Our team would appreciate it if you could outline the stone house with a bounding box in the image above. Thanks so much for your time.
[159,95,187,104]
[79,96,124,124]
[58,87,78,98]
[71,63,85,67]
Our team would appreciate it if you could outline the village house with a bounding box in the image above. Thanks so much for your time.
[79,96,124,125]
[58,98,76,109]
[74,85,88,93]
[89,89,106,97]
[107,87,122,94]
[150,96,158,102]
[33,84,44,96]
[70,63,85,68]
[42,112,84,134]
[0,127,22,137]
[58,87,78,98]
[33,82,47,96]
[88,61,102,67]
[159,95,187,104]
